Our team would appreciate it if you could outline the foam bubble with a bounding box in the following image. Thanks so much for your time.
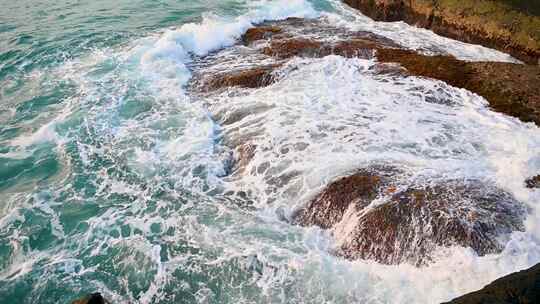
[204,55,540,302]
[1,1,538,302]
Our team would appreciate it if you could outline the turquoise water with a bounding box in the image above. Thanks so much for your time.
[0,1,328,303]
[1,0,539,303]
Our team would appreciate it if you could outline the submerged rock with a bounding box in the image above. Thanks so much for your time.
[343,0,540,64]
[444,263,540,304]
[192,18,540,126]
[375,48,540,125]
[526,175,540,189]
[72,293,108,304]
[294,166,526,266]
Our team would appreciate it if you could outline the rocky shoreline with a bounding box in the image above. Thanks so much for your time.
[293,165,526,266]
[343,0,540,65]
[198,19,540,126]
[70,11,540,303]
[189,11,540,302]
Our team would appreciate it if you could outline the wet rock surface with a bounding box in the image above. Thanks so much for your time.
[242,26,284,45]
[444,263,540,304]
[191,18,540,126]
[375,49,540,125]
[189,18,401,92]
[293,165,526,266]
[200,64,281,91]
[293,166,399,229]
[188,17,534,267]
[343,0,540,65]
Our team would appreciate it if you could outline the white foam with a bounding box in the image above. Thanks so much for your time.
[132,0,317,99]
[205,55,540,302]
[9,114,63,148]
[2,0,538,302]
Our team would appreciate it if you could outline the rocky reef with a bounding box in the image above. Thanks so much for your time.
[292,165,526,266]
[375,49,540,125]
[196,20,540,126]
[184,12,540,303]
[189,14,540,260]
[444,263,540,303]
[343,0,540,65]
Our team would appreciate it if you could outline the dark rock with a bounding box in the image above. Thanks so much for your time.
[444,263,540,304]
[249,23,540,126]
[526,175,540,188]
[294,166,399,229]
[72,293,108,304]
[294,166,526,266]
[261,37,397,60]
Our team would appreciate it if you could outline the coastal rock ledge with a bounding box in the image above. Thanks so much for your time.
[343,0,540,64]
[444,263,540,304]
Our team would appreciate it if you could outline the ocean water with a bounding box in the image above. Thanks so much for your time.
[0,0,539,303]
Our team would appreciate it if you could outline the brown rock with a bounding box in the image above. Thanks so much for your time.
[343,0,540,65]
[198,22,540,126]
[261,37,397,60]
[294,166,526,266]
[294,166,399,229]
[202,65,281,91]
[262,38,325,59]
[242,26,283,45]
[375,48,540,125]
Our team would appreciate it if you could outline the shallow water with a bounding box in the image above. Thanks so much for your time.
[0,0,539,303]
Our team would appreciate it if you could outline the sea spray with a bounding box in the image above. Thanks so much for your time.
[0,0,539,303]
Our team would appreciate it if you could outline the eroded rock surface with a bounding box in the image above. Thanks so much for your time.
[189,18,401,92]
[242,26,284,45]
[185,17,536,268]
[200,64,281,91]
[293,165,526,266]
